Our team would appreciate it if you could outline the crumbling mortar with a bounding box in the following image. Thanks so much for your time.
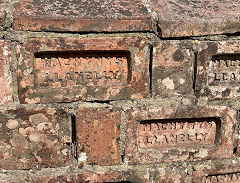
[3,30,155,43]
[119,109,127,165]
[10,41,20,104]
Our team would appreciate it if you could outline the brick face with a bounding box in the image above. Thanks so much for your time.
[17,36,150,104]
[13,0,152,32]
[0,107,71,170]
[125,106,237,164]
[76,107,121,166]
[150,0,240,37]
[0,40,13,104]
[152,40,194,97]
[195,40,240,100]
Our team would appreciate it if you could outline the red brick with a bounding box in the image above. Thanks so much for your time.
[0,40,13,104]
[152,40,194,97]
[195,40,240,99]
[150,0,240,37]
[125,106,237,164]
[193,163,240,183]
[0,107,71,170]
[17,36,149,103]
[76,107,121,166]
[13,0,152,32]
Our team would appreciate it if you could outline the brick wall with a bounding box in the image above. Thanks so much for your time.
[0,0,240,182]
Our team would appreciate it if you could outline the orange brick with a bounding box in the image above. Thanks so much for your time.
[17,36,150,103]
[13,0,152,32]
[125,106,237,164]
[76,107,121,166]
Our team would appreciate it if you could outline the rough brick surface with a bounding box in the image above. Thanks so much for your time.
[0,40,13,104]
[152,40,194,97]
[125,106,237,164]
[0,107,71,170]
[150,0,240,37]
[13,0,152,32]
[17,36,150,104]
[193,163,240,183]
[76,107,121,166]
[195,40,240,99]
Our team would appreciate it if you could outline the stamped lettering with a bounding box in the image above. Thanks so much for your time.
[208,54,240,85]
[34,51,129,88]
[203,172,240,183]
[139,118,220,148]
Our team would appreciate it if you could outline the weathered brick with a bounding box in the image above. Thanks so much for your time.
[193,163,240,183]
[195,40,240,99]
[29,170,148,183]
[17,36,149,103]
[150,0,240,37]
[76,107,121,166]
[13,0,152,32]
[151,165,190,183]
[152,40,194,97]
[125,106,237,164]
[0,107,71,170]
[0,40,13,104]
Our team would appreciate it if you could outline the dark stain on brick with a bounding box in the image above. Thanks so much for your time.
[222,88,231,97]
[207,42,218,56]
[173,49,185,61]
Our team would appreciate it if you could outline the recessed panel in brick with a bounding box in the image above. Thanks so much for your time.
[139,118,218,148]
[125,106,237,164]
[0,107,71,170]
[195,41,240,99]
[152,40,194,97]
[76,107,121,166]
[17,37,149,103]
[0,40,13,104]
[13,0,152,32]
[34,51,129,88]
